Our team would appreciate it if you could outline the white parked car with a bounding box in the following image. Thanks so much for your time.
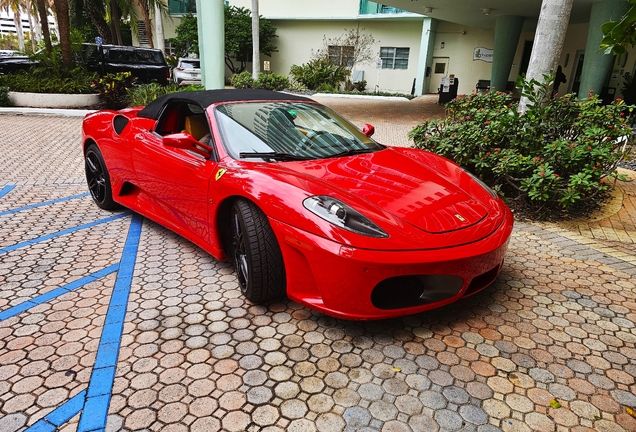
[173,58,201,85]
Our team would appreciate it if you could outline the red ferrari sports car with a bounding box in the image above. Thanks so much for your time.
[82,89,513,320]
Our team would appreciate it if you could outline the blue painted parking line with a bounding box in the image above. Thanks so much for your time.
[0,212,130,255]
[26,390,87,432]
[0,185,15,199]
[0,265,119,322]
[78,213,143,432]
[0,192,90,217]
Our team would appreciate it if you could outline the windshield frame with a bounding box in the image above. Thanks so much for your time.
[213,100,384,162]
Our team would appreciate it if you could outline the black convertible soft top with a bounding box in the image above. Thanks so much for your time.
[137,89,314,120]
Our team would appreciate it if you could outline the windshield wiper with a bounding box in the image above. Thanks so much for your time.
[327,148,377,158]
[239,152,313,161]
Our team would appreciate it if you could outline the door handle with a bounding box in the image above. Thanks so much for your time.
[134,133,145,140]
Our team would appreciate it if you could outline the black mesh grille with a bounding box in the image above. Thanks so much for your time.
[371,274,464,310]
[113,115,129,135]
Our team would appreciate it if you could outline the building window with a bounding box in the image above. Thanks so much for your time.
[164,40,176,56]
[379,5,405,13]
[169,0,196,14]
[359,1,406,14]
[328,45,354,68]
[380,47,409,70]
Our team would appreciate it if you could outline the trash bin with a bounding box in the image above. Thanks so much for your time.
[438,77,459,104]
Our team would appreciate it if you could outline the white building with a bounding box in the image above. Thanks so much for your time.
[0,10,58,42]
[137,0,630,100]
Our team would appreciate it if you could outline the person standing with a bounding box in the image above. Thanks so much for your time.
[553,65,567,96]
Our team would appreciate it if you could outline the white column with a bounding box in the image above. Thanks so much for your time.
[252,0,260,80]
[196,0,225,89]
[414,18,436,96]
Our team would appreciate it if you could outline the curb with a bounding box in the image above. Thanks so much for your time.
[0,107,96,117]
[312,93,411,102]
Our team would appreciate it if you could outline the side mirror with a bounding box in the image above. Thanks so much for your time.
[163,132,212,157]
[362,123,375,137]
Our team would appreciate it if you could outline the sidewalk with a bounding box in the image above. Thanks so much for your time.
[1,96,635,432]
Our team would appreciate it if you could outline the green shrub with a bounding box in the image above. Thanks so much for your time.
[0,67,98,94]
[0,86,10,106]
[92,72,136,109]
[409,72,634,216]
[287,79,308,92]
[289,58,348,90]
[230,71,254,89]
[127,83,176,106]
[127,83,203,107]
[315,83,337,93]
[180,84,205,92]
[352,80,367,92]
[254,73,289,91]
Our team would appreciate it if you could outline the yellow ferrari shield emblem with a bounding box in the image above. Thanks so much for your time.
[215,168,227,181]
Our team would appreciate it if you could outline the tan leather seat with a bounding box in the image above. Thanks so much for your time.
[184,115,209,140]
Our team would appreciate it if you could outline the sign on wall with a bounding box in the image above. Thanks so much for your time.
[473,47,494,63]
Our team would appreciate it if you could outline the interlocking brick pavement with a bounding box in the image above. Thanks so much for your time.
[1,99,635,432]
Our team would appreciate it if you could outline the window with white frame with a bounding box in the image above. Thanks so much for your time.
[328,45,354,68]
[380,47,409,70]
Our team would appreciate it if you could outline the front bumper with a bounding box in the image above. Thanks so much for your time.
[270,208,513,320]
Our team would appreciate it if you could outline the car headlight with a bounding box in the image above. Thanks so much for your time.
[462,168,498,200]
[303,196,388,238]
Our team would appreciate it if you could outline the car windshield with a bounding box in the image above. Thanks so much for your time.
[180,60,200,69]
[215,102,383,161]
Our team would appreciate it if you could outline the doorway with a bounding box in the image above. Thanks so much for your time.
[568,50,585,96]
[428,57,450,94]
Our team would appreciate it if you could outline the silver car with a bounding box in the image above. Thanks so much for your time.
[173,58,201,85]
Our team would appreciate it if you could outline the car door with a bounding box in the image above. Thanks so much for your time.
[131,103,217,243]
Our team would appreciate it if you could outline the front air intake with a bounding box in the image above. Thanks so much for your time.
[371,275,464,310]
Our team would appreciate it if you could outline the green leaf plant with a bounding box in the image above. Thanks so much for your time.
[409,72,635,218]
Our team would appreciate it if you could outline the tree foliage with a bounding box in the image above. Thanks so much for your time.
[409,73,634,218]
[289,58,349,91]
[312,27,375,73]
[225,5,277,74]
[168,13,199,57]
[600,0,636,55]
[168,7,278,74]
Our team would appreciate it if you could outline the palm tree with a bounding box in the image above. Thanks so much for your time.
[134,0,167,49]
[0,0,26,51]
[108,0,123,45]
[52,0,71,67]
[85,0,112,44]
[153,1,164,52]
[35,0,52,54]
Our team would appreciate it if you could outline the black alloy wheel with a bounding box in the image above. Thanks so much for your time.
[230,199,285,303]
[85,144,118,210]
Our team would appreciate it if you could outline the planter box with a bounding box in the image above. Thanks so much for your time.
[9,91,100,109]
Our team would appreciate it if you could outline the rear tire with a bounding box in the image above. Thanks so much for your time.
[230,199,286,302]
[85,144,118,210]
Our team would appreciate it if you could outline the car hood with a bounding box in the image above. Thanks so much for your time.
[283,148,494,233]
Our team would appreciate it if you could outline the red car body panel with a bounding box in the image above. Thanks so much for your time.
[82,91,514,319]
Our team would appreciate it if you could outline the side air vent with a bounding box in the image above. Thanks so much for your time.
[113,115,129,135]
[464,264,501,297]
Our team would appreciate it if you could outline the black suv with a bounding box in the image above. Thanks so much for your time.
[81,44,170,84]
[0,44,170,85]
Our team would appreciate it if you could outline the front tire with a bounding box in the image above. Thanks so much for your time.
[85,144,118,210]
[230,199,286,302]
